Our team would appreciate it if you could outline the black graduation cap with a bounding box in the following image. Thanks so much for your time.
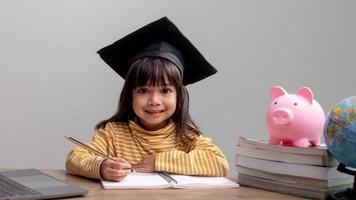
[97,17,217,85]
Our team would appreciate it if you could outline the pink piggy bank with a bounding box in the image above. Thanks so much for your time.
[266,86,325,147]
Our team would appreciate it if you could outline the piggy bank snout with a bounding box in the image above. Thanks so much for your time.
[271,108,294,125]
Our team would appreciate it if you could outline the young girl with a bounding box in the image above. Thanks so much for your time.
[66,17,229,182]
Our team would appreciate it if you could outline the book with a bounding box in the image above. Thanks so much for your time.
[235,136,353,199]
[236,136,338,166]
[237,173,352,200]
[236,165,353,189]
[101,172,239,189]
[237,135,330,156]
[235,154,350,180]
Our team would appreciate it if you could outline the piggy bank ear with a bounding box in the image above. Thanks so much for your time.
[271,86,287,101]
[296,87,313,104]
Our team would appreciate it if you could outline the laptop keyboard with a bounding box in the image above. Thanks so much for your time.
[0,174,41,198]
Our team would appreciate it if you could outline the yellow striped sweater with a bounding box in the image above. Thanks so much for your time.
[65,120,229,179]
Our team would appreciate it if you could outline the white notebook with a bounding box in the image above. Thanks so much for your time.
[101,172,239,189]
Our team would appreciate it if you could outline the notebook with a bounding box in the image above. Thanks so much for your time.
[102,172,239,189]
[0,168,88,200]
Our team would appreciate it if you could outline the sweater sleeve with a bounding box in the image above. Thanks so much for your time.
[155,135,229,177]
[65,123,116,179]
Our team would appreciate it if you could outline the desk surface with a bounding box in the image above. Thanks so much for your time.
[42,170,309,200]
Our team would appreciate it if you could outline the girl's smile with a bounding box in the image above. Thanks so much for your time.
[145,109,165,115]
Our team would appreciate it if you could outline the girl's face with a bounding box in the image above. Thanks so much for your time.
[132,82,177,131]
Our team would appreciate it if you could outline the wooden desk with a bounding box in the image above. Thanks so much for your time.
[42,170,310,200]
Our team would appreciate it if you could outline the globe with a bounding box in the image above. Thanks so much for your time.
[324,96,356,168]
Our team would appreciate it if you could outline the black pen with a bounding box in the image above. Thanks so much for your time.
[64,134,134,172]
[157,171,178,184]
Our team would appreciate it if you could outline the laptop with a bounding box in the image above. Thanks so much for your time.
[0,168,88,200]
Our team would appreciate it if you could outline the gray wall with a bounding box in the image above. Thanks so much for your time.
[1,0,355,174]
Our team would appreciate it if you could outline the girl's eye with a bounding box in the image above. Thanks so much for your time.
[137,88,148,94]
[274,101,277,105]
[161,88,171,94]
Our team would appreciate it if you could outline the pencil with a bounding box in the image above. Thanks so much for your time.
[64,134,134,172]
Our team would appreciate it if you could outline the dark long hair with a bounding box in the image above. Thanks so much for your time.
[96,57,199,148]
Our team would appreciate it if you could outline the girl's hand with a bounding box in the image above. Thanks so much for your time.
[100,157,132,181]
[133,154,156,173]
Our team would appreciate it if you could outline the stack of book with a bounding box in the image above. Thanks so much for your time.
[236,136,353,199]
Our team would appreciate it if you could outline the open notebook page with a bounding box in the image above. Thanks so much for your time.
[102,173,239,189]
[172,175,239,189]
[102,173,172,189]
